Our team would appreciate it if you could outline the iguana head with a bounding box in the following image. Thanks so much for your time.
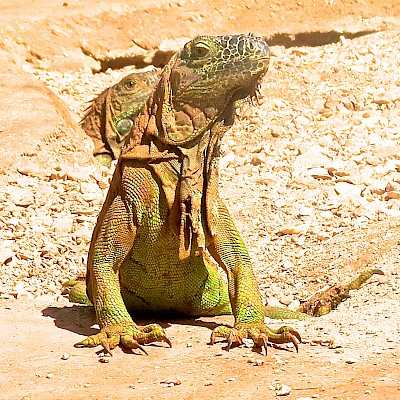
[81,70,159,166]
[174,34,269,106]
[155,34,270,144]
[111,72,159,139]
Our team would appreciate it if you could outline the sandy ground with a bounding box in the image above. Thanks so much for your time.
[1,1,400,399]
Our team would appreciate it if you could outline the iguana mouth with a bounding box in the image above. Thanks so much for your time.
[230,72,266,105]
[230,53,270,104]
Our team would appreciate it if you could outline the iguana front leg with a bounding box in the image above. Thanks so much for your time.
[207,199,301,353]
[74,189,170,354]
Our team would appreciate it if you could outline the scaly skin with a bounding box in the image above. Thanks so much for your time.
[62,277,92,306]
[74,34,301,355]
[80,71,159,167]
[264,268,384,319]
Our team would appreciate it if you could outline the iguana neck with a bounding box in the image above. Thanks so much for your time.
[122,116,224,260]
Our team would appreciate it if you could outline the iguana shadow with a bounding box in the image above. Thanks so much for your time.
[41,304,227,337]
[42,306,284,353]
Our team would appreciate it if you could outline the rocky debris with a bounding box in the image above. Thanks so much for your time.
[160,377,182,387]
[0,163,110,298]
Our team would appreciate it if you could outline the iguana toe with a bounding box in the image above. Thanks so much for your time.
[266,325,302,353]
[135,323,172,348]
[120,334,148,355]
[74,331,113,349]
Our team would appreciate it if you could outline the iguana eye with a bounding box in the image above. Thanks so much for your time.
[192,43,210,58]
[124,80,136,90]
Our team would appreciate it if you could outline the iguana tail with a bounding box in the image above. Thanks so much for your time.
[62,277,92,306]
[346,268,384,291]
[266,268,384,319]
[265,306,310,320]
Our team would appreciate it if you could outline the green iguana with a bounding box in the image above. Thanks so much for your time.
[80,71,159,167]
[72,34,301,356]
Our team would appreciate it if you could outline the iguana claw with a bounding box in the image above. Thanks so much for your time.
[161,337,173,348]
[119,334,148,355]
[210,323,301,354]
[100,337,113,355]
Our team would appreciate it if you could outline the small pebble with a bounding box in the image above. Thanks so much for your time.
[276,383,292,396]
[160,378,182,386]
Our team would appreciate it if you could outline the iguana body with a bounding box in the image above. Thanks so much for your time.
[80,71,159,167]
[74,34,300,355]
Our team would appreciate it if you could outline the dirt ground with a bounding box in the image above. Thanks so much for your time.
[1,1,400,399]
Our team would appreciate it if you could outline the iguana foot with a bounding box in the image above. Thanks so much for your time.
[210,322,301,354]
[74,323,171,355]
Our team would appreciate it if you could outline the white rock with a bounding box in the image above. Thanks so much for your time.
[334,182,362,197]
[298,206,313,216]
[53,217,73,233]
[367,179,387,195]
[0,245,15,264]
[220,152,235,170]
[295,115,311,125]
[293,148,332,171]
[276,383,292,396]
[280,294,294,306]
[320,210,334,220]
[288,300,301,311]
[266,296,281,308]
